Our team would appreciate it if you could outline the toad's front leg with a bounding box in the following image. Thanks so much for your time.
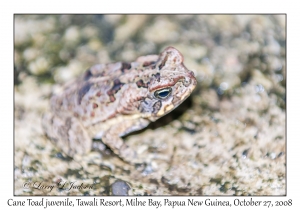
[101,118,150,164]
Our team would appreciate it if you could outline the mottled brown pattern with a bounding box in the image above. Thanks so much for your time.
[42,47,197,164]
[152,100,162,114]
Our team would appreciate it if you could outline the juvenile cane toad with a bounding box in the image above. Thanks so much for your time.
[42,47,197,163]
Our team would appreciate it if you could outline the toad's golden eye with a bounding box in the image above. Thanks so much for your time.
[154,87,172,99]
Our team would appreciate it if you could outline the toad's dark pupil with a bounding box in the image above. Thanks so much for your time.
[154,88,172,99]
[158,91,169,97]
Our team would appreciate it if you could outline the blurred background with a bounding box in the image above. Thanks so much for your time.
[14,15,286,195]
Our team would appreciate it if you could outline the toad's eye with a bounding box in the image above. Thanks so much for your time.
[154,87,172,99]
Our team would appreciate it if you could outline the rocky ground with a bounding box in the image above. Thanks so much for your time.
[14,15,286,195]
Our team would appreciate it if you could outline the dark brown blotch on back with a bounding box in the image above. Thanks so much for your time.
[143,61,156,67]
[107,79,124,102]
[152,73,160,82]
[136,79,149,88]
[93,103,98,109]
[109,79,124,93]
[158,53,169,70]
[83,68,93,81]
[121,62,132,72]
[78,82,92,105]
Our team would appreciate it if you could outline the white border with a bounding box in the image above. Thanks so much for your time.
[2,0,298,209]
